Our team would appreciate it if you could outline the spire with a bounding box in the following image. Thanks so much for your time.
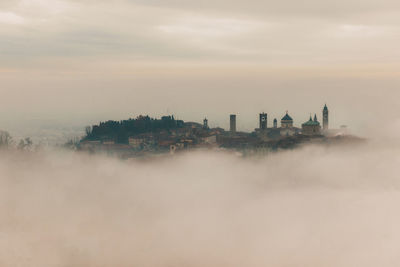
[324,104,328,111]
[314,114,318,122]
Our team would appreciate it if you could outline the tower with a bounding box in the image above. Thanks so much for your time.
[281,111,293,128]
[273,118,277,128]
[230,114,236,134]
[259,113,267,130]
[203,118,209,129]
[323,104,329,131]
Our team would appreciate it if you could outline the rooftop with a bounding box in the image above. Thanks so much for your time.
[302,116,320,126]
[281,113,293,121]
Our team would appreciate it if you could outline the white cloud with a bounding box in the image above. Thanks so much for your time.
[0,11,25,24]
[18,0,70,15]
[158,16,262,38]
[336,24,388,38]
[157,15,265,54]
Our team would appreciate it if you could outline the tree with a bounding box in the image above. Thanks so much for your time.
[64,137,80,150]
[25,137,33,148]
[17,139,25,150]
[17,137,33,151]
[85,126,92,136]
[0,130,13,149]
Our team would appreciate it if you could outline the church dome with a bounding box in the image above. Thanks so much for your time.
[281,113,293,121]
[302,116,320,126]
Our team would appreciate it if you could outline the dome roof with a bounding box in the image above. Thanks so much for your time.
[281,113,293,121]
[302,116,320,126]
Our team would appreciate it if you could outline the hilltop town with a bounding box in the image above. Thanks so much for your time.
[78,104,359,158]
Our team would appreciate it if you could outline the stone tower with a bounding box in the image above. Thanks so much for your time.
[259,113,267,130]
[230,114,236,134]
[323,104,329,131]
[203,118,208,129]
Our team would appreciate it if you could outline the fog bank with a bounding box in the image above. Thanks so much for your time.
[1,141,400,266]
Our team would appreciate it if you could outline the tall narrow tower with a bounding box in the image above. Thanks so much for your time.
[273,118,277,128]
[259,113,267,130]
[203,118,209,129]
[230,114,236,134]
[323,104,329,131]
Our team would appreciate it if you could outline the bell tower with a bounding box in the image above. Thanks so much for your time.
[203,118,209,129]
[259,113,267,130]
[323,104,329,131]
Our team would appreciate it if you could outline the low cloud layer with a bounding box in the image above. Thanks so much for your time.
[1,138,400,266]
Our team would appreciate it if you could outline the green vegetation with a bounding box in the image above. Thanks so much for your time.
[83,115,184,144]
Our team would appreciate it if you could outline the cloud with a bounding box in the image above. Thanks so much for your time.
[128,0,400,18]
[0,11,25,24]
[0,139,400,266]
[157,15,265,54]
[1,0,400,64]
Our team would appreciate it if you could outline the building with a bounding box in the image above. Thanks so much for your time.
[202,135,217,145]
[102,140,115,145]
[281,112,293,128]
[203,118,209,129]
[128,137,145,148]
[79,140,101,150]
[323,104,329,131]
[259,113,267,130]
[302,114,321,136]
[230,114,236,134]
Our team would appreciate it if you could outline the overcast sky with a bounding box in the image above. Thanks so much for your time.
[1,0,400,136]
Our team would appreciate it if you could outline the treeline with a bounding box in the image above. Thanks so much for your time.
[83,115,184,143]
[0,130,34,151]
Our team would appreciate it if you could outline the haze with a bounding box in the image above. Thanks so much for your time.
[1,137,400,266]
[1,0,400,136]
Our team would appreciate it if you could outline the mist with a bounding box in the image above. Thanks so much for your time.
[1,134,400,266]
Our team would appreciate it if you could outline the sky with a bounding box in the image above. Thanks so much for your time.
[1,0,400,137]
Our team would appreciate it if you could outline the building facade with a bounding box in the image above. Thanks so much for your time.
[302,114,321,136]
[281,112,293,128]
